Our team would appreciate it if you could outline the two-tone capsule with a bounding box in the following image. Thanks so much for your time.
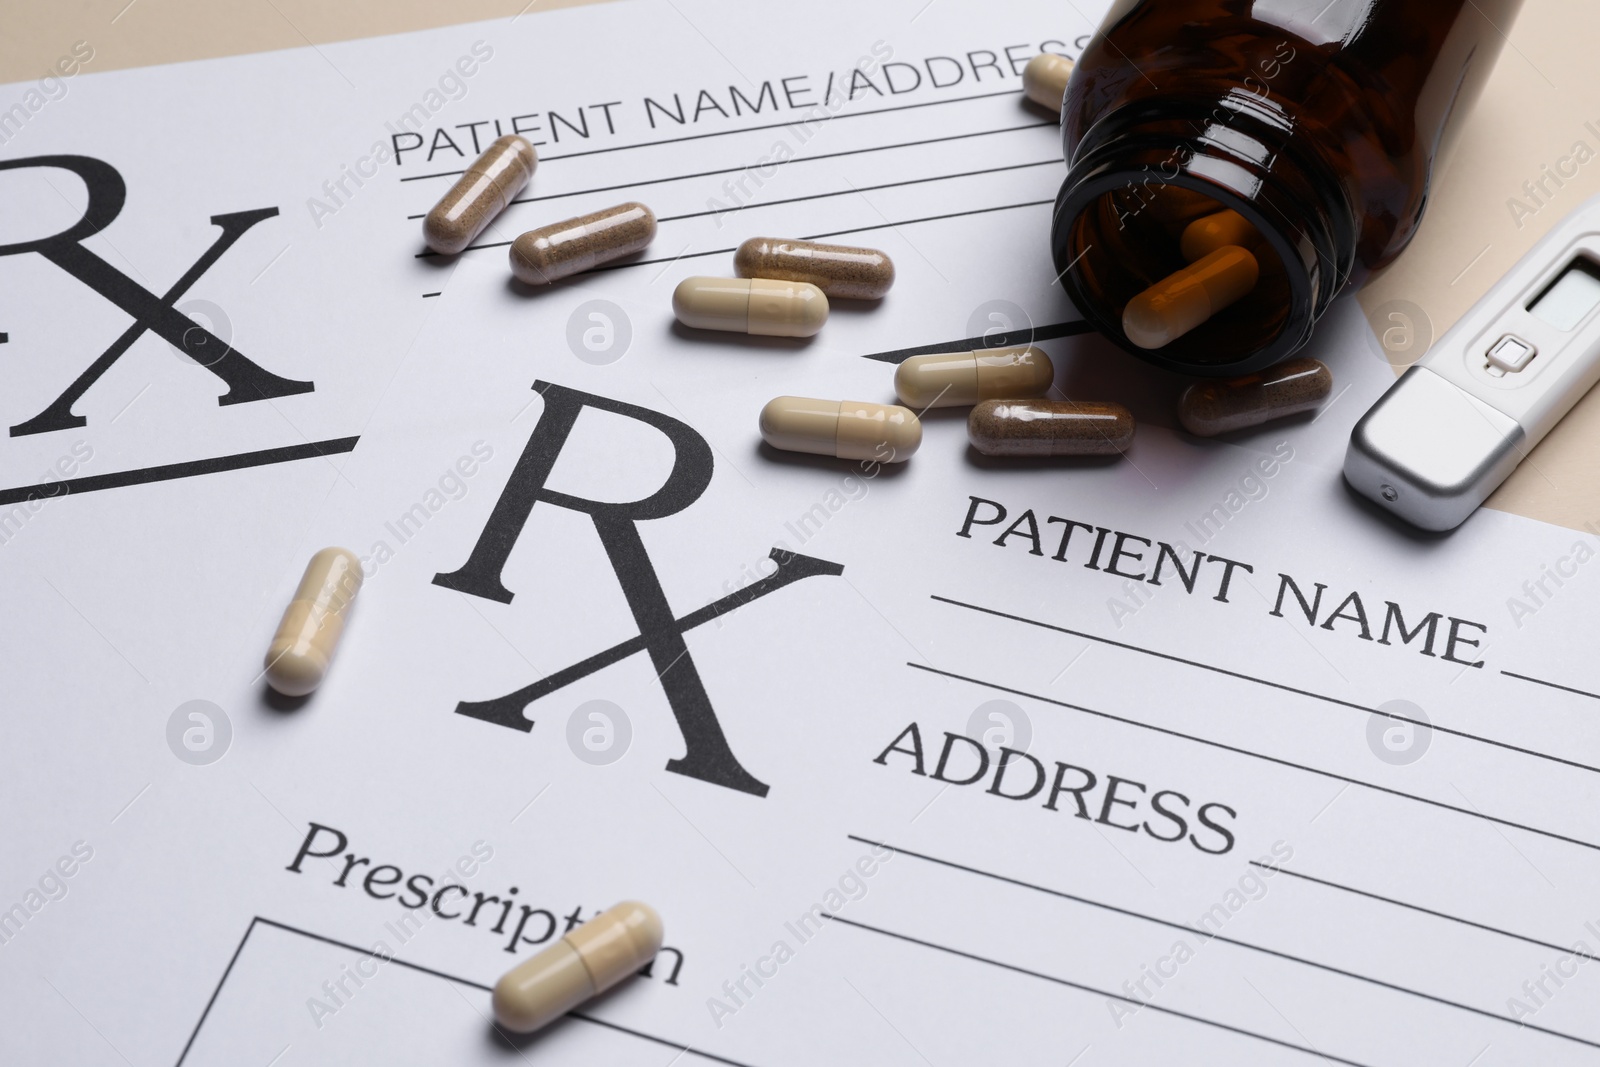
[1022,52,1075,112]
[1122,246,1259,349]
[734,237,895,300]
[894,346,1055,408]
[1178,357,1333,436]
[510,202,656,284]
[968,400,1134,457]
[493,901,663,1034]
[264,548,363,697]
[760,396,921,462]
[674,277,828,337]
[423,135,537,255]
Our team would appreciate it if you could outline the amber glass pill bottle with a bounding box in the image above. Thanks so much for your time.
[1051,0,1522,376]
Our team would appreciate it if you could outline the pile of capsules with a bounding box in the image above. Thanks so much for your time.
[256,48,1338,1042]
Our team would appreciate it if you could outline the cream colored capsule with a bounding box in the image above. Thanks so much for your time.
[968,399,1135,457]
[493,901,663,1034]
[1022,52,1075,111]
[733,237,894,300]
[510,202,655,284]
[894,346,1055,408]
[264,547,362,697]
[1178,357,1333,436]
[760,396,921,462]
[1122,246,1259,349]
[673,277,828,337]
[423,134,537,255]
[1180,209,1260,262]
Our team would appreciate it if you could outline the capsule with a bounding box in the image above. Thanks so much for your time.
[894,346,1055,408]
[1180,209,1260,262]
[968,399,1134,457]
[264,547,363,697]
[1022,52,1075,112]
[493,901,663,1034]
[1122,246,1259,350]
[423,135,537,255]
[1178,357,1333,436]
[509,202,656,285]
[733,237,895,300]
[673,277,828,337]
[760,396,921,462]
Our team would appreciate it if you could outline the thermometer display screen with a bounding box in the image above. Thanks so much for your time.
[1528,257,1600,331]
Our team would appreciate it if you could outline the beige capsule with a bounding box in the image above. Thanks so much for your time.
[893,346,1055,408]
[493,901,663,1034]
[423,134,537,255]
[509,202,656,285]
[1178,357,1333,436]
[1180,209,1260,262]
[264,547,363,697]
[760,396,921,462]
[673,277,828,337]
[733,237,895,300]
[968,399,1134,457]
[1122,245,1259,349]
[1022,52,1075,112]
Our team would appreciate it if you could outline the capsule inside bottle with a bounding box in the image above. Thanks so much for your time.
[264,547,363,697]
[423,135,537,255]
[673,277,828,337]
[1178,356,1333,436]
[1122,246,1260,350]
[734,237,894,300]
[510,202,656,284]
[968,399,1134,457]
[1180,209,1260,262]
[493,901,663,1034]
[894,346,1055,408]
[760,396,921,462]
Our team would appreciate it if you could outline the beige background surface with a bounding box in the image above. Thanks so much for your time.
[5,0,1598,530]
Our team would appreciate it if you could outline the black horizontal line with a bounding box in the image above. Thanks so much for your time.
[1501,669,1600,702]
[908,661,1600,854]
[398,87,1032,181]
[1247,861,1600,964]
[651,159,1059,224]
[403,122,1058,217]
[849,836,1596,1049]
[0,437,359,507]
[862,320,1096,363]
[829,915,1378,1067]
[420,199,1055,264]
[421,291,441,298]
[933,595,1600,777]
[181,917,753,1067]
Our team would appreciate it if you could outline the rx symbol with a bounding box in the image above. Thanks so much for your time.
[0,155,313,437]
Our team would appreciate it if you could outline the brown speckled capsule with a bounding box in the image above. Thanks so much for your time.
[423,135,537,255]
[510,203,655,284]
[734,237,894,300]
[1177,357,1333,437]
[968,399,1134,457]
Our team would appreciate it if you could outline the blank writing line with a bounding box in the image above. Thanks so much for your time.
[1501,670,1600,703]
[403,122,1057,217]
[862,320,1096,364]
[397,87,1031,180]
[847,836,1597,1049]
[829,915,1378,1067]
[932,595,1600,778]
[1249,861,1600,964]
[908,661,1600,854]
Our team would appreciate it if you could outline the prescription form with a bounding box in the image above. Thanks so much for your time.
[3,2,1600,1064]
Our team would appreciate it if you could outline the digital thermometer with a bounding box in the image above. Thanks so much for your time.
[1346,193,1600,531]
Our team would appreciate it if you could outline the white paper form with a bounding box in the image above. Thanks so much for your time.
[8,4,1595,1067]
